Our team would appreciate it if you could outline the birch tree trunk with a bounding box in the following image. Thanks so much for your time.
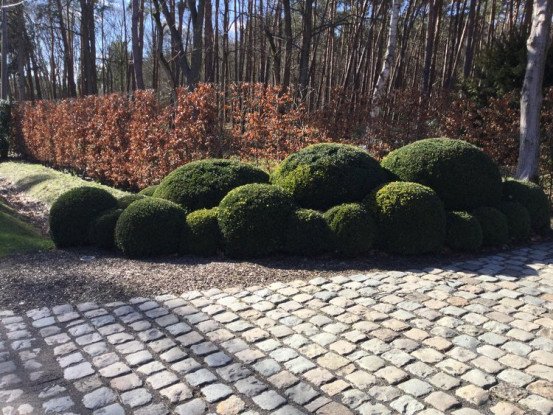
[371,0,401,117]
[516,0,553,181]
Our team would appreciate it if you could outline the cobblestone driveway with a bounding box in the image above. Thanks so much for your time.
[1,243,552,415]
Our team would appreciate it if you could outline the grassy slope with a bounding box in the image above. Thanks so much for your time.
[0,161,130,207]
[0,200,53,257]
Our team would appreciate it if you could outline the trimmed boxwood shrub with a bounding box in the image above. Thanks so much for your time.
[115,198,187,257]
[89,209,123,249]
[49,186,118,247]
[324,203,375,256]
[366,181,446,254]
[185,208,222,256]
[446,211,483,251]
[271,143,388,210]
[118,194,146,209]
[498,201,531,241]
[218,183,295,257]
[381,138,502,210]
[502,179,550,232]
[139,185,158,196]
[285,209,332,256]
[154,159,269,211]
[472,206,509,246]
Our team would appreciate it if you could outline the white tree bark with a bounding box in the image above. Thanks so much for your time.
[516,0,553,181]
[371,0,401,117]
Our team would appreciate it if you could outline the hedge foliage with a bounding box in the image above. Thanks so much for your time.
[473,207,509,246]
[185,208,222,256]
[138,185,158,196]
[381,138,502,210]
[218,183,295,257]
[49,187,118,247]
[89,209,123,249]
[445,211,483,251]
[502,179,550,232]
[0,100,11,160]
[272,143,387,210]
[118,194,146,209]
[324,203,375,256]
[154,159,269,211]
[284,209,332,256]
[498,202,531,241]
[367,182,446,254]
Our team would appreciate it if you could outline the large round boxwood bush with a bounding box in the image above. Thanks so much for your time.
[218,183,295,257]
[502,179,550,232]
[498,201,531,241]
[324,203,375,256]
[139,185,158,196]
[49,186,118,247]
[285,209,332,256]
[115,198,187,257]
[366,182,446,254]
[445,211,483,251]
[118,194,146,209]
[472,206,509,246]
[381,138,502,210]
[185,208,222,256]
[89,209,123,249]
[154,159,269,211]
[271,143,388,210]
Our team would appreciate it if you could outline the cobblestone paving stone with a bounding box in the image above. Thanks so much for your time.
[1,242,552,414]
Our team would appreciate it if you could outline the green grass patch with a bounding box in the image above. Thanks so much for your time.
[0,199,53,257]
[0,161,130,207]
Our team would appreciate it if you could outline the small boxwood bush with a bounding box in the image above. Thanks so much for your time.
[502,179,550,232]
[185,208,222,256]
[285,209,332,256]
[324,203,375,256]
[446,211,483,251]
[218,183,295,257]
[498,201,531,241]
[381,138,502,210]
[139,185,158,196]
[89,209,123,249]
[50,186,118,247]
[115,198,187,257]
[271,143,388,210]
[154,159,269,211]
[472,206,509,246]
[118,194,146,209]
[366,181,446,254]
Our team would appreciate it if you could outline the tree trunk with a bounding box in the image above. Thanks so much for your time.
[132,0,145,89]
[80,0,97,95]
[516,0,553,181]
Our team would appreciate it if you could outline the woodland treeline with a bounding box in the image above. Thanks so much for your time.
[7,0,541,107]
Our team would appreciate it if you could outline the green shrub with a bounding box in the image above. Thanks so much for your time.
[49,187,118,247]
[472,207,509,246]
[381,138,502,210]
[285,209,332,256]
[0,100,11,160]
[89,209,123,249]
[271,143,388,210]
[118,194,146,209]
[502,179,550,232]
[445,211,483,251]
[218,183,295,257]
[154,159,269,211]
[185,208,222,256]
[324,203,375,256]
[366,182,446,254]
[138,185,158,196]
[498,201,531,241]
[115,198,187,258]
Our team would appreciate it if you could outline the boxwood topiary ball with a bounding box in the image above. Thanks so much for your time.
[154,159,269,211]
[285,209,332,256]
[118,194,146,209]
[381,138,502,210]
[472,206,509,246]
[366,181,446,254]
[89,209,123,249]
[498,201,531,241]
[271,143,388,210]
[324,203,375,257]
[115,198,187,258]
[502,179,550,232]
[185,208,222,256]
[49,186,118,247]
[445,211,483,251]
[139,184,158,196]
[218,183,295,257]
